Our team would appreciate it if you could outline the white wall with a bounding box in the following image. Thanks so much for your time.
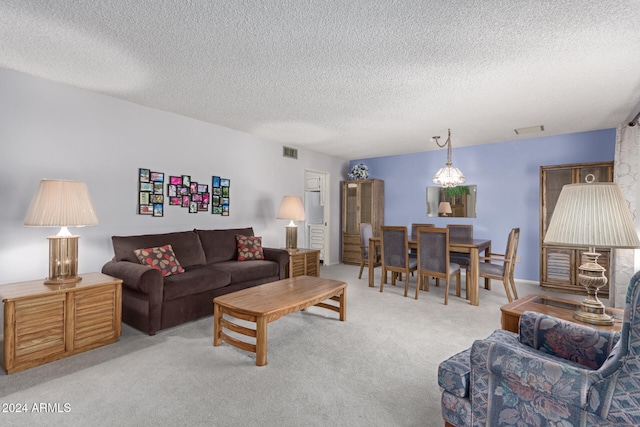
[0,68,349,283]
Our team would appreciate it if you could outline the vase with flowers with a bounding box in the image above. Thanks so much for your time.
[348,163,369,180]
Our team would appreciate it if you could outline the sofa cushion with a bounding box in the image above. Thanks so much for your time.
[112,230,206,268]
[196,227,254,264]
[212,260,279,284]
[163,265,231,301]
[134,244,185,277]
[236,234,264,261]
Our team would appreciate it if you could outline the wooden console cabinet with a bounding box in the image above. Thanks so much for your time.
[286,248,320,278]
[1,272,122,374]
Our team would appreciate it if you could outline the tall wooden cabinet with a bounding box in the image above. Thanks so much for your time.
[540,161,614,296]
[342,179,384,265]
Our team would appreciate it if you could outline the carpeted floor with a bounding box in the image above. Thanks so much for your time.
[0,263,583,427]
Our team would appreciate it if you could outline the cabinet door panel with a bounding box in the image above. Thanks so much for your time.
[14,294,66,359]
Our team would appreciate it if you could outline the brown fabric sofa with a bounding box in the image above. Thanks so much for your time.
[101,227,289,335]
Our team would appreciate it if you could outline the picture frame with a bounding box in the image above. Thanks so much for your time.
[212,176,221,187]
[182,175,191,187]
[139,168,150,182]
[139,182,153,192]
[169,197,181,206]
[167,184,177,197]
[170,176,182,185]
[139,204,153,215]
[153,181,164,194]
[139,192,150,205]
[139,167,164,217]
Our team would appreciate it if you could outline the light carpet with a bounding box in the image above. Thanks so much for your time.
[0,263,583,427]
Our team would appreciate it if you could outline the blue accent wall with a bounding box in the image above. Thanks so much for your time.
[349,129,616,282]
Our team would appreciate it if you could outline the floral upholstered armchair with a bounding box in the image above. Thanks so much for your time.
[438,270,640,426]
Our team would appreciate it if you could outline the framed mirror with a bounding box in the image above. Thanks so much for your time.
[426,185,477,218]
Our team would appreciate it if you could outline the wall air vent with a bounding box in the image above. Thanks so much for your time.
[283,146,298,159]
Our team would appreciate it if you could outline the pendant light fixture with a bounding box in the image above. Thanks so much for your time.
[432,128,466,188]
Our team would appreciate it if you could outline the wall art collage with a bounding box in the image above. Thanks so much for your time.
[137,168,230,217]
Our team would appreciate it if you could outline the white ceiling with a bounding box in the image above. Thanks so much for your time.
[2,1,640,159]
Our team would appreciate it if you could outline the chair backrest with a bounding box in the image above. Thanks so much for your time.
[380,226,409,268]
[417,227,450,275]
[504,228,520,270]
[447,224,473,241]
[411,223,434,240]
[360,223,373,258]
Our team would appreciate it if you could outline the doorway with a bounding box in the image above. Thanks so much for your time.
[304,169,330,265]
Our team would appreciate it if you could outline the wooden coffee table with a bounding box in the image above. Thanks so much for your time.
[500,294,623,333]
[213,275,347,366]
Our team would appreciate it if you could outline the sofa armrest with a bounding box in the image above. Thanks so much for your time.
[263,247,290,279]
[102,259,163,295]
[518,311,619,369]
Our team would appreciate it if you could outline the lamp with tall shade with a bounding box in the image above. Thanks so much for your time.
[24,179,99,285]
[543,175,640,325]
[276,196,306,251]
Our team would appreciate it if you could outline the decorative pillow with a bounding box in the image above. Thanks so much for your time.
[134,244,185,277]
[236,234,264,261]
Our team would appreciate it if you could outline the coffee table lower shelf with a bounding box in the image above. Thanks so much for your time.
[500,294,623,333]
[213,276,347,366]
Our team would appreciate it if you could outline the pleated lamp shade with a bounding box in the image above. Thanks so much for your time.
[24,179,98,228]
[544,182,640,248]
[24,179,98,285]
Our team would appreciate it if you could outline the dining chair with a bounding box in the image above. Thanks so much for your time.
[478,227,520,302]
[410,223,435,241]
[410,223,434,256]
[447,224,473,269]
[358,223,380,279]
[415,227,461,304]
[379,226,417,297]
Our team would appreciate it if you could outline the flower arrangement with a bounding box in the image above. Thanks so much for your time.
[348,163,369,180]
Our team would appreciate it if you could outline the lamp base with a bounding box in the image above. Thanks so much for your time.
[45,235,82,286]
[285,225,298,251]
[572,252,614,326]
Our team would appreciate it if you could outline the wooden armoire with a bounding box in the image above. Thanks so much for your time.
[341,179,384,265]
[540,161,614,296]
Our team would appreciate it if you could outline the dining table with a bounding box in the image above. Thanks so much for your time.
[367,236,492,306]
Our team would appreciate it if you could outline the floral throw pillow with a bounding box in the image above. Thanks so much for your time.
[134,244,185,277]
[236,234,264,261]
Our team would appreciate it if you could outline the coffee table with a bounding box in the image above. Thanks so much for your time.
[213,275,347,366]
[500,294,623,333]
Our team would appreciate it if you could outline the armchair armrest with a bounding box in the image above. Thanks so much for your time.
[471,338,596,409]
[101,259,163,295]
[262,247,290,279]
[518,311,619,369]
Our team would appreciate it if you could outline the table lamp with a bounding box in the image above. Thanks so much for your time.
[543,176,640,325]
[276,196,306,251]
[24,179,99,285]
[438,202,452,217]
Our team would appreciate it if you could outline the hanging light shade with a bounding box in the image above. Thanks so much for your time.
[432,129,466,188]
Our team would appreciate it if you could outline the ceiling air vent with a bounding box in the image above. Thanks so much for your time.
[283,146,298,159]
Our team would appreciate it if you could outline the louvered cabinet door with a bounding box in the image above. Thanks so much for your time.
[71,284,121,351]
[7,294,67,372]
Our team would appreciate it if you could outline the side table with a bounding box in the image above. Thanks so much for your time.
[500,294,623,333]
[1,272,122,374]
[285,248,321,278]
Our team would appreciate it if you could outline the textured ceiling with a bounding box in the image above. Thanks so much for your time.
[2,1,640,159]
